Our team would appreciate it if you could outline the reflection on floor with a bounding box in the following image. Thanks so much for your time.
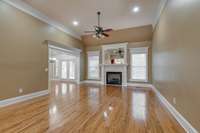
[0,81,185,133]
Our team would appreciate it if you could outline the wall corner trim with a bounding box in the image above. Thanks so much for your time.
[150,85,198,133]
[0,90,49,107]
[153,0,168,29]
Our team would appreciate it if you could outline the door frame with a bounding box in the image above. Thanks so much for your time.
[47,41,81,90]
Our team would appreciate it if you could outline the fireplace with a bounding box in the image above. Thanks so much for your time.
[106,72,122,85]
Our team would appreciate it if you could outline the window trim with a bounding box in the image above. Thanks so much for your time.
[129,47,149,82]
[87,51,100,80]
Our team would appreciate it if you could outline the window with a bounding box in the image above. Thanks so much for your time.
[130,47,148,82]
[88,51,100,79]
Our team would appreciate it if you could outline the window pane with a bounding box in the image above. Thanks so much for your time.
[61,61,67,79]
[131,53,147,81]
[69,61,75,79]
[132,54,146,67]
[88,55,99,79]
[55,60,59,77]
[132,66,147,80]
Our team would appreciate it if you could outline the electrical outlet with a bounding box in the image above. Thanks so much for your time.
[18,88,23,94]
[173,97,176,105]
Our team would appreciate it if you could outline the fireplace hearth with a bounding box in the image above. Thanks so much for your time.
[106,72,122,85]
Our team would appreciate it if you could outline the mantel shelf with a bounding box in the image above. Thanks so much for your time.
[100,64,128,67]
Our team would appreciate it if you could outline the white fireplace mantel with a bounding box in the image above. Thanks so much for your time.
[101,43,128,86]
[100,64,128,67]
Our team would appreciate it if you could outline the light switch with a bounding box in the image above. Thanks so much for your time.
[45,68,48,72]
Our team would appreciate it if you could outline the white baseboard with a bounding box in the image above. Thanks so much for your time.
[80,80,103,84]
[0,90,49,107]
[127,83,152,88]
[80,80,152,88]
[80,81,153,88]
[151,85,198,133]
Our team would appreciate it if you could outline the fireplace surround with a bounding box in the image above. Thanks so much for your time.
[101,43,128,86]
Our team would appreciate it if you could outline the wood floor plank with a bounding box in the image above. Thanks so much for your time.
[0,81,185,133]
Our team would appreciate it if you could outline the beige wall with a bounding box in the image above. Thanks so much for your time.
[82,25,153,46]
[0,1,85,100]
[152,0,200,131]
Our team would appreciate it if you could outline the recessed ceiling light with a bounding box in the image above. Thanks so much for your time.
[72,21,79,26]
[132,6,140,13]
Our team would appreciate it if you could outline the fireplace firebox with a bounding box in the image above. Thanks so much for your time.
[106,72,122,85]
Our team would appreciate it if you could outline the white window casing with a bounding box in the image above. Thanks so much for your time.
[129,47,148,82]
[87,51,100,80]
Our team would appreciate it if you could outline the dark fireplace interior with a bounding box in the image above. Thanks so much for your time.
[106,72,122,85]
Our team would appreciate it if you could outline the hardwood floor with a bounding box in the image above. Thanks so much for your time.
[0,81,185,133]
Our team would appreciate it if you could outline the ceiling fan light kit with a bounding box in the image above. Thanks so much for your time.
[92,33,106,39]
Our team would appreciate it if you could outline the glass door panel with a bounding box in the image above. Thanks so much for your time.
[61,61,67,79]
[69,60,75,80]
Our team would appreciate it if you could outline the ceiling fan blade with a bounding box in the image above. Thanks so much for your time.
[102,33,109,37]
[103,29,113,32]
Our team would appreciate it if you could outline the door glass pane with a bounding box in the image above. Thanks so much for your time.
[69,61,75,79]
[61,61,67,79]
[55,60,59,78]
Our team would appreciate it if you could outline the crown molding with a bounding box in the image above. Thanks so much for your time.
[153,0,168,29]
[3,0,81,40]
[47,40,82,54]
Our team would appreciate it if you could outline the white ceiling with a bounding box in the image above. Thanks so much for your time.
[21,0,163,36]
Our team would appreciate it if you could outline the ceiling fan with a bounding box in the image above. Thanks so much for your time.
[85,11,113,39]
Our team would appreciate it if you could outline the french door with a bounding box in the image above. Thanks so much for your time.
[61,61,68,79]
[48,44,81,84]
[69,60,75,80]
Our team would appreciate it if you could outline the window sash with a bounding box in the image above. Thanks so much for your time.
[61,61,68,79]
[130,48,148,82]
[69,60,75,79]
[87,52,100,80]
